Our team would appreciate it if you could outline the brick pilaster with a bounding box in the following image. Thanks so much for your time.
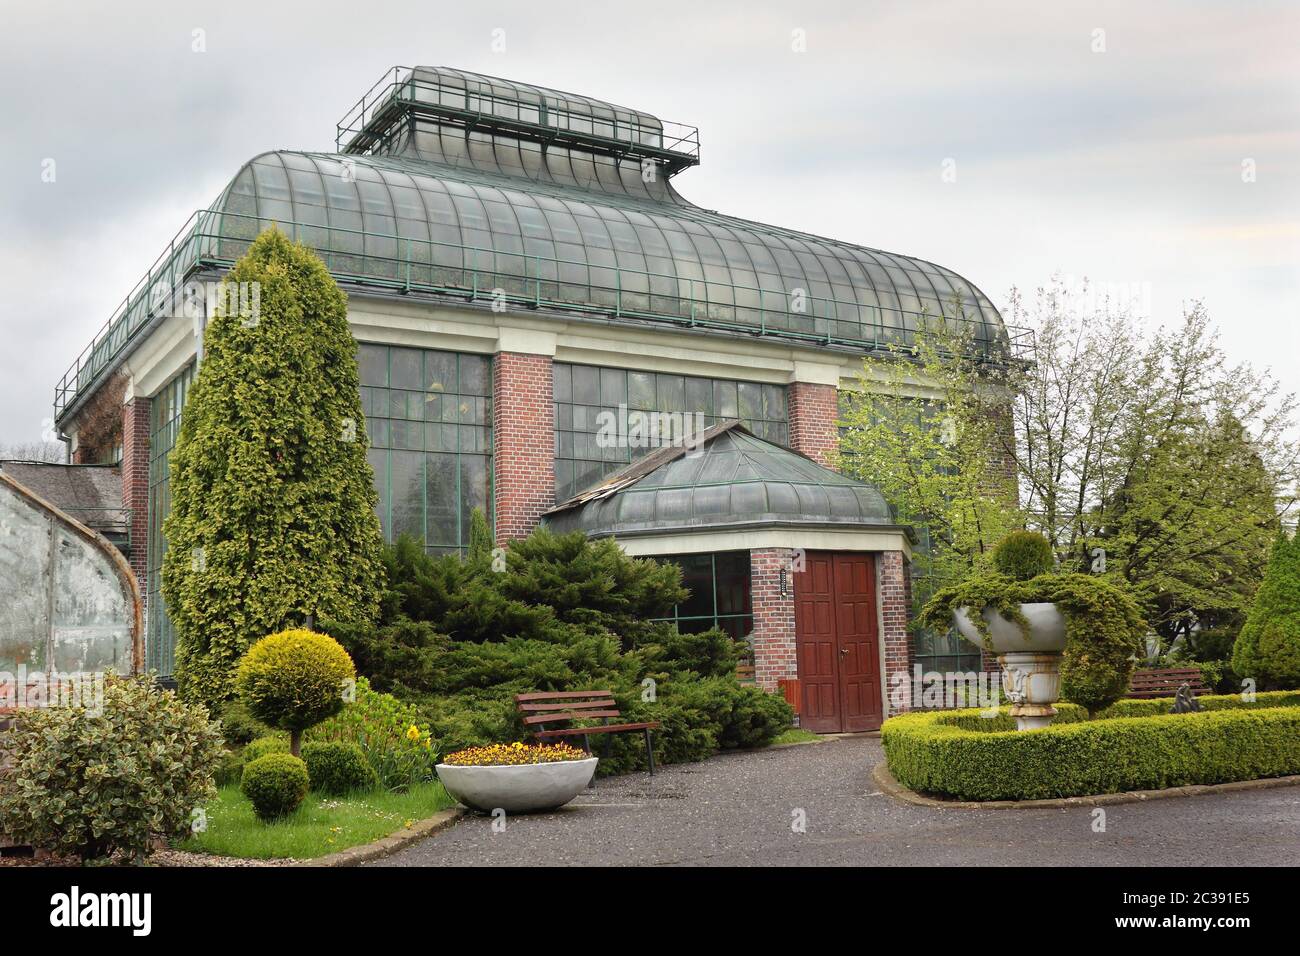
[880,550,914,716]
[787,381,838,467]
[121,397,151,590]
[492,352,555,541]
[750,548,797,691]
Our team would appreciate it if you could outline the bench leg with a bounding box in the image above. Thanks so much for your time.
[643,728,655,776]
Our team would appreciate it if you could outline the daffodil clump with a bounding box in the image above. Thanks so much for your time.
[443,741,589,766]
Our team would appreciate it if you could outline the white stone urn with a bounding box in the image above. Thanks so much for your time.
[954,602,1067,731]
[436,757,598,814]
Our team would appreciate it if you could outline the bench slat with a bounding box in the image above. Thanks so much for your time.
[523,709,623,725]
[1127,667,1208,699]
[518,699,622,713]
[534,721,661,737]
[515,690,614,703]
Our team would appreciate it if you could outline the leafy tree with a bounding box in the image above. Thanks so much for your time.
[1233,531,1300,688]
[837,319,1023,590]
[996,285,1296,653]
[163,228,386,710]
[1102,410,1279,648]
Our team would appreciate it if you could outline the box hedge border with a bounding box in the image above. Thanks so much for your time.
[881,691,1300,802]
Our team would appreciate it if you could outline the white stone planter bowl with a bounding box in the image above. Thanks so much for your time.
[436,757,598,814]
[953,602,1067,654]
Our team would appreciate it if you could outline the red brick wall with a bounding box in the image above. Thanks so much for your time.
[750,548,797,690]
[492,352,555,542]
[879,550,914,716]
[121,396,151,589]
[787,381,838,466]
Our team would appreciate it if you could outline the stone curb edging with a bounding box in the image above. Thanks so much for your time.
[871,761,1300,810]
[293,807,464,867]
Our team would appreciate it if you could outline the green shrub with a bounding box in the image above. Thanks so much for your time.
[305,677,435,791]
[1233,531,1300,688]
[991,530,1055,581]
[215,735,288,788]
[302,742,378,795]
[337,528,791,777]
[244,736,289,761]
[882,700,1300,801]
[647,627,746,679]
[214,748,246,788]
[218,699,276,746]
[241,753,310,821]
[236,629,356,754]
[0,674,224,861]
[664,676,794,750]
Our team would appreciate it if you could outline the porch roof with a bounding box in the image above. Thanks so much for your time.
[542,421,912,542]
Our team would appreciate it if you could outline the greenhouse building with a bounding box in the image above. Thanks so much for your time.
[47,67,1020,732]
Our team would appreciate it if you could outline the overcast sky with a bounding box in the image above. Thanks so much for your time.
[1,0,1296,447]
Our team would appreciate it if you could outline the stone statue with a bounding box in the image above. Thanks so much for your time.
[1171,683,1202,714]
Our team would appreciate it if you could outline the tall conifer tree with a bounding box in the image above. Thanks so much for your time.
[163,229,385,710]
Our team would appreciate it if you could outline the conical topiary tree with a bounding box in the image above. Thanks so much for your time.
[1232,530,1300,689]
[163,228,386,712]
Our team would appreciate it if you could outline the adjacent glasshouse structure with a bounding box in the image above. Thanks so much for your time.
[48,67,1022,732]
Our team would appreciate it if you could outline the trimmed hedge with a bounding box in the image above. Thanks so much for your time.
[882,695,1300,801]
[1097,690,1300,719]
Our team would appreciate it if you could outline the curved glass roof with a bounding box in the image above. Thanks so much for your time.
[543,422,903,539]
[204,146,1007,351]
[56,66,1021,423]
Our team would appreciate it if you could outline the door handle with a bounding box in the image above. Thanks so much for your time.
[839,647,849,655]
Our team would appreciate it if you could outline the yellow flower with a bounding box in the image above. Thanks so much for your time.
[406,724,421,742]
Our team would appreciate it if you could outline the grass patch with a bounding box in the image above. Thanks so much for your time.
[179,782,456,860]
[772,727,822,746]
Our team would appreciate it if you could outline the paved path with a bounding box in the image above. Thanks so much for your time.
[372,737,1300,867]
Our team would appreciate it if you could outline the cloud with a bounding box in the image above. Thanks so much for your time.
[1,0,1296,444]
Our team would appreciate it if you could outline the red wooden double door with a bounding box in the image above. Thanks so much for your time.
[794,552,883,733]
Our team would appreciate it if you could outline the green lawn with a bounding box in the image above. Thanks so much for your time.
[179,782,457,860]
[771,727,822,746]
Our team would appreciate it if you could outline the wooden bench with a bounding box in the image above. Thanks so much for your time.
[1127,667,1209,699]
[515,690,661,775]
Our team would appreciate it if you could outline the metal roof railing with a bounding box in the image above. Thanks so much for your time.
[54,210,1033,423]
[336,66,701,173]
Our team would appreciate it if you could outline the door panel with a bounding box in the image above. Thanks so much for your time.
[794,552,883,733]
[833,554,882,732]
[794,553,840,733]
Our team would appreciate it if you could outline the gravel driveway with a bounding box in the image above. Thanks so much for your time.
[371,736,1300,867]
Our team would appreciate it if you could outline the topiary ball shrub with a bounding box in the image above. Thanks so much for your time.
[301,741,378,796]
[241,753,310,821]
[236,629,356,755]
[0,673,224,862]
[991,530,1055,581]
[243,736,289,763]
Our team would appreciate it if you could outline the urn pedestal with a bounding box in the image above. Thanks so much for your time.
[954,602,1067,731]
